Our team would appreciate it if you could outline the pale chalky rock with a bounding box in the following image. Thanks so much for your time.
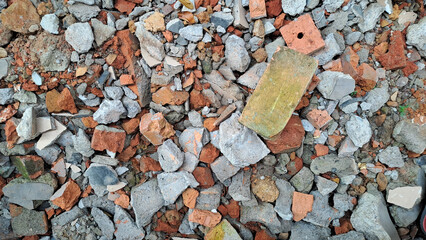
[225,35,250,72]
[65,22,94,53]
[157,171,199,205]
[345,115,372,147]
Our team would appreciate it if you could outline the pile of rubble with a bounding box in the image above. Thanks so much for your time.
[0,0,425,239]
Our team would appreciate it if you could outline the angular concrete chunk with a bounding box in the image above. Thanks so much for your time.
[240,47,318,138]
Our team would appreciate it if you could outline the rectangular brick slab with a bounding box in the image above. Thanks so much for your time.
[239,47,317,139]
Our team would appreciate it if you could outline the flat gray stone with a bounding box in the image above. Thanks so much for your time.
[93,99,127,124]
[157,171,199,205]
[35,144,61,164]
[310,154,358,178]
[105,86,124,100]
[51,207,84,227]
[91,207,114,240]
[389,204,421,228]
[78,195,116,215]
[11,208,48,236]
[122,96,141,118]
[333,193,356,212]
[219,112,269,167]
[346,115,372,147]
[274,179,294,220]
[210,156,240,183]
[158,139,184,172]
[65,22,94,53]
[228,170,252,201]
[378,146,404,168]
[393,119,426,154]
[131,179,165,228]
[179,152,199,173]
[83,163,119,196]
[350,193,399,240]
[166,18,184,33]
[114,205,145,240]
[225,35,250,72]
[0,58,9,79]
[317,71,355,100]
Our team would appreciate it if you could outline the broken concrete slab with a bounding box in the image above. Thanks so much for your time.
[240,47,317,139]
[131,178,164,228]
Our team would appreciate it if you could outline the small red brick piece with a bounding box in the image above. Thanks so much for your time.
[306,109,332,129]
[279,14,325,55]
[120,74,134,85]
[265,115,305,154]
[249,0,267,19]
[199,143,220,163]
[192,167,215,188]
[292,192,314,221]
[377,31,407,70]
[188,209,221,228]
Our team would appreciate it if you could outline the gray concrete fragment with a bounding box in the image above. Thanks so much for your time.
[219,112,269,167]
[315,176,338,196]
[65,22,94,53]
[389,204,421,228]
[210,156,240,183]
[290,167,314,193]
[317,71,355,100]
[240,202,282,234]
[91,207,114,240]
[327,231,365,240]
[274,179,294,220]
[0,88,14,105]
[104,86,123,100]
[378,146,404,168]
[179,128,208,157]
[225,35,250,72]
[41,14,59,34]
[310,154,358,178]
[304,191,343,227]
[157,171,199,205]
[333,193,356,212]
[73,129,94,157]
[91,18,116,46]
[346,115,372,147]
[68,3,101,22]
[313,33,342,65]
[131,179,164,227]
[237,62,267,89]
[290,221,331,240]
[114,205,145,240]
[229,170,252,201]
[195,184,223,210]
[406,17,426,57]
[179,24,203,42]
[16,106,37,142]
[358,3,385,33]
[281,0,306,16]
[211,12,234,28]
[393,119,426,154]
[83,163,119,196]
[350,193,400,240]
[158,139,185,172]
[365,84,390,113]
[93,99,127,124]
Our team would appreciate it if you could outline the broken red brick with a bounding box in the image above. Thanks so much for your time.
[139,156,162,172]
[50,180,81,211]
[292,192,314,221]
[57,88,78,114]
[249,0,267,19]
[199,143,220,164]
[192,166,215,188]
[377,31,407,70]
[286,157,303,176]
[152,86,189,105]
[114,193,130,209]
[81,116,98,129]
[188,209,221,228]
[265,115,305,154]
[225,199,240,219]
[115,0,135,14]
[119,74,134,85]
[122,118,140,134]
[306,109,332,129]
[266,0,282,17]
[402,61,418,77]
[139,112,175,146]
[182,188,199,209]
[357,63,377,91]
[279,14,325,55]
[91,126,126,153]
[314,144,329,156]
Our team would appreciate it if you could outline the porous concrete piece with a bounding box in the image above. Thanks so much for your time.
[158,139,184,172]
[315,176,338,196]
[179,24,203,42]
[114,205,145,240]
[289,221,331,240]
[240,47,317,139]
[377,146,404,168]
[279,14,325,55]
[345,115,372,147]
[316,71,355,100]
[392,119,426,154]
[195,184,222,210]
[304,191,343,227]
[387,186,422,209]
[237,62,267,89]
[350,193,400,240]
[131,179,164,228]
[65,22,94,53]
[310,154,358,178]
[290,166,314,193]
[157,171,199,205]
[358,3,385,33]
[11,207,48,236]
[219,112,270,167]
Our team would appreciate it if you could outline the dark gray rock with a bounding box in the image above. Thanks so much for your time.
[310,154,358,178]
[83,163,119,196]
